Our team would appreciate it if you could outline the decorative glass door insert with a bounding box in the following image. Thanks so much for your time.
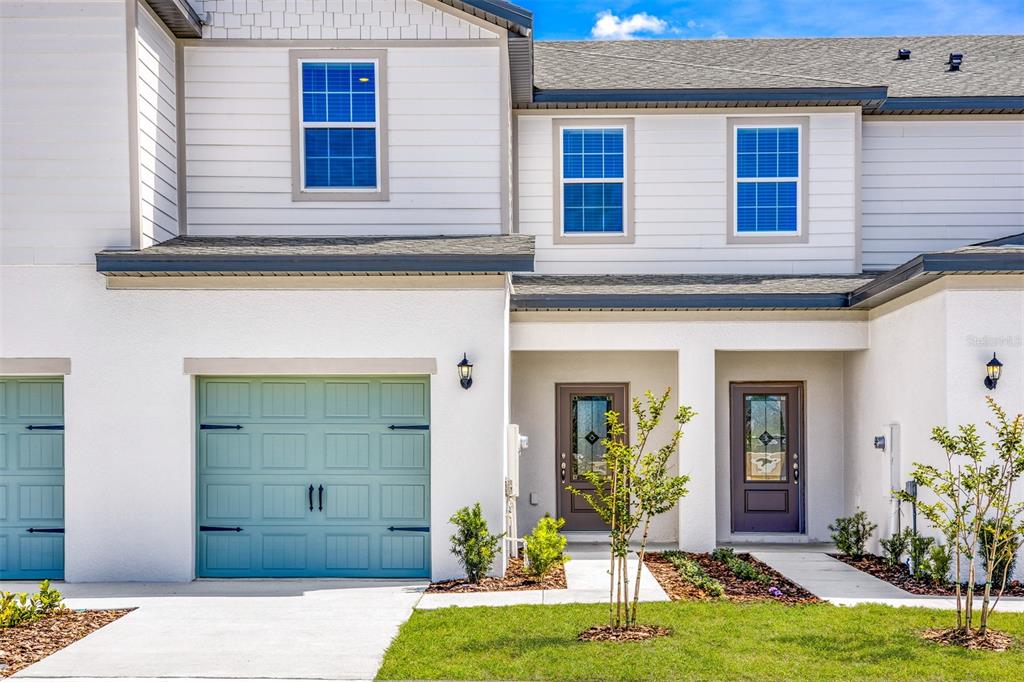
[570,394,612,481]
[743,394,788,482]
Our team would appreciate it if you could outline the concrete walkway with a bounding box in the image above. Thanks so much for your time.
[417,545,669,609]
[748,545,1024,612]
[1,579,424,680]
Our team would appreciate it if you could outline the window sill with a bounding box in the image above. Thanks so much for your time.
[553,232,635,245]
[292,189,390,202]
[727,231,808,245]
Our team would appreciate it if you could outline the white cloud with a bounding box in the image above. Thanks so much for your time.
[591,10,670,40]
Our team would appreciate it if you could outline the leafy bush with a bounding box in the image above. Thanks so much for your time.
[449,503,504,583]
[1,580,65,628]
[828,511,877,558]
[925,543,953,585]
[711,547,770,585]
[880,531,910,568]
[907,532,934,579]
[664,551,724,597]
[981,518,1020,588]
[523,515,568,578]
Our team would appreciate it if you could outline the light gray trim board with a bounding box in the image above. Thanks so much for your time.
[181,38,502,47]
[126,0,141,249]
[175,41,187,235]
[725,116,810,245]
[289,49,390,203]
[0,359,72,376]
[184,358,438,376]
[551,118,635,245]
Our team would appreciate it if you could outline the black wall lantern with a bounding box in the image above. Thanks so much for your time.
[457,353,474,390]
[984,353,1003,390]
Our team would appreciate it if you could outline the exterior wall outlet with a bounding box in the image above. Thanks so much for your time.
[529,492,539,505]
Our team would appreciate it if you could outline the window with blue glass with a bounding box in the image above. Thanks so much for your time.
[300,61,378,190]
[735,126,800,233]
[561,128,625,234]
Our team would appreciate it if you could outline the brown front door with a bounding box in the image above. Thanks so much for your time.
[730,383,804,533]
[556,383,628,531]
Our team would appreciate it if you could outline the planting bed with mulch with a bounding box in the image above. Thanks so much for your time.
[832,553,1024,597]
[0,609,130,678]
[577,624,671,642]
[426,556,566,593]
[645,552,818,604]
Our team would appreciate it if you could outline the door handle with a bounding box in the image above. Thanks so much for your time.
[308,485,314,511]
[792,453,799,484]
[318,485,324,512]
[560,456,567,483]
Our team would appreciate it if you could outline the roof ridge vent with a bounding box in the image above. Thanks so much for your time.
[897,48,911,60]
[948,52,964,71]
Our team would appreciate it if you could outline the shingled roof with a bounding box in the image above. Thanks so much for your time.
[529,35,1024,111]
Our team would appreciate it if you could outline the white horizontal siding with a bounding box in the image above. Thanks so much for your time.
[137,2,179,246]
[517,112,858,275]
[0,0,131,265]
[183,45,503,236]
[862,119,1024,270]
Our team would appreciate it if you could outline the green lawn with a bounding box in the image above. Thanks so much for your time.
[377,601,1024,681]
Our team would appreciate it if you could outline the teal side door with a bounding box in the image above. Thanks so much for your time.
[0,378,65,580]
[196,376,430,578]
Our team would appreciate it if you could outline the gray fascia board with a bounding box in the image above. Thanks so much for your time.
[530,86,888,107]
[444,0,532,34]
[511,292,852,311]
[96,253,536,274]
[877,96,1024,113]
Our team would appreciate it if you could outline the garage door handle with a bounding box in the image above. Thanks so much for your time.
[388,424,429,430]
[200,424,243,430]
[200,526,243,532]
[26,424,64,430]
[318,485,324,512]
[308,485,314,511]
[27,527,64,533]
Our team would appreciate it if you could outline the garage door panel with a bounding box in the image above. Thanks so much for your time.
[0,378,64,580]
[197,376,430,578]
[203,381,253,418]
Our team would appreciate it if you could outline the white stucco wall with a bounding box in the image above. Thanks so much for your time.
[844,279,1024,577]
[510,351,679,543]
[715,351,846,542]
[0,266,509,582]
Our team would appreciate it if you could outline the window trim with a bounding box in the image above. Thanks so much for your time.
[289,49,389,202]
[552,118,635,245]
[726,116,809,245]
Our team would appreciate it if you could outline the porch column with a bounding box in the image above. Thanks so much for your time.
[676,346,717,551]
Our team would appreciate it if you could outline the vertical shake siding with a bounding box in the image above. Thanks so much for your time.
[862,119,1024,271]
[517,112,858,275]
[0,0,132,265]
[137,3,179,246]
[184,46,503,236]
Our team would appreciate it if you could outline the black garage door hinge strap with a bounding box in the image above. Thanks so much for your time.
[200,525,243,532]
[200,424,244,430]
[27,528,64,533]
[26,425,64,430]
[387,424,429,430]
[387,526,430,532]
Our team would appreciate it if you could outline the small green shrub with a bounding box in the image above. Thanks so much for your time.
[663,551,724,597]
[924,543,953,585]
[880,530,910,568]
[980,517,1020,588]
[907,532,934,579]
[711,547,770,585]
[828,510,877,558]
[449,503,504,583]
[0,580,65,628]
[523,515,568,578]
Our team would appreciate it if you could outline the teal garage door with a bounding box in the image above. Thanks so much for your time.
[0,378,65,580]
[196,376,430,578]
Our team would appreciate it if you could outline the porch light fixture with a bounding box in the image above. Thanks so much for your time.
[984,353,1003,390]
[457,354,474,390]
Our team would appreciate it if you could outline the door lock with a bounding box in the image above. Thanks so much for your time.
[792,453,800,484]
[560,457,567,483]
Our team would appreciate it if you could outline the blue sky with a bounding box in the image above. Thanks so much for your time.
[528,0,1024,40]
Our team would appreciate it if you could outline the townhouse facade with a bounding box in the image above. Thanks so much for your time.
[1,0,1022,582]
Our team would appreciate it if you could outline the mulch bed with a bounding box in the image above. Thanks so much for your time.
[578,624,671,642]
[426,556,567,593]
[0,609,130,678]
[645,552,819,604]
[922,627,1014,652]
[832,553,1024,597]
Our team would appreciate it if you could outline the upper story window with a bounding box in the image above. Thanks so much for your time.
[728,117,807,244]
[554,119,634,244]
[290,50,389,202]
